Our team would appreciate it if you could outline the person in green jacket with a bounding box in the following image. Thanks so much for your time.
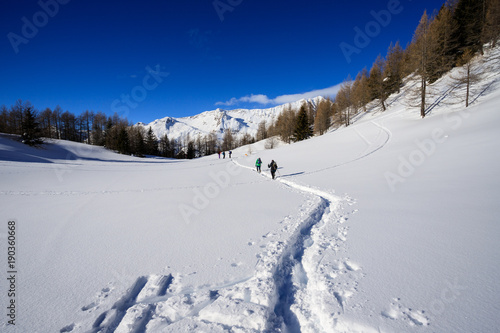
[255,157,262,173]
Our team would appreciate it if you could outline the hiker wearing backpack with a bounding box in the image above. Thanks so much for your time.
[255,157,262,173]
[268,160,278,179]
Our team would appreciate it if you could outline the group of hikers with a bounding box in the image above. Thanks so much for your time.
[218,151,232,159]
[255,157,278,179]
[216,151,279,180]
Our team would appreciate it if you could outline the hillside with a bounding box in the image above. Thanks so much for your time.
[1,46,499,332]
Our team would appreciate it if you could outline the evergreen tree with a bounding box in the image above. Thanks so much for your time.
[133,129,146,156]
[159,134,171,157]
[186,140,195,159]
[21,104,42,145]
[117,127,130,154]
[0,105,8,133]
[293,104,313,142]
[453,0,485,54]
[145,127,158,155]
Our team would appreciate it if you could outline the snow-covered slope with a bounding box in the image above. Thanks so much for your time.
[1,46,499,333]
[137,97,325,141]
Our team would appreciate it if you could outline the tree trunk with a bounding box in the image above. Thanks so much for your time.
[421,77,426,118]
[466,65,470,107]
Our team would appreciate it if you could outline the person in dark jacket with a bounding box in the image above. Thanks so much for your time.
[268,160,278,179]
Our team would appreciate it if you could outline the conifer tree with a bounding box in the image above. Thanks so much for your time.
[275,105,297,143]
[256,120,267,141]
[452,48,482,107]
[367,55,387,111]
[482,0,500,47]
[453,0,485,54]
[92,112,107,146]
[52,105,62,139]
[0,105,8,133]
[335,79,354,126]
[159,134,172,157]
[352,68,370,113]
[117,127,130,155]
[384,41,404,94]
[130,127,145,156]
[428,2,459,82]
[38,107,53,139]
[293,104,313,142]
[145,127,158,155]
[411,11,433,118]
[186,140,195,159]
[222,128,234,151]
[10,100,24,135]
[21,104,42,145]
[313,98,332,135]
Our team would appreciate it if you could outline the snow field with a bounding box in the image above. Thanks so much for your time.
[1,44,499,333]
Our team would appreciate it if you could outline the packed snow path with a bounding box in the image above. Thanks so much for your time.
[60,156,360,333]
[233,160,358,332]
[56,120,393,333]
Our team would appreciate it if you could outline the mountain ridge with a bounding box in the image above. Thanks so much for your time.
[136,96,326,142]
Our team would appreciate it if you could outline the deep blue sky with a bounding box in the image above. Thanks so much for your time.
[0,0,445,124]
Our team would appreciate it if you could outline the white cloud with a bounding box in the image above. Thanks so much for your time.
[216,84,342,107]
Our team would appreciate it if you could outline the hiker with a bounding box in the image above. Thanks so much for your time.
[255,157,262,173]
[222,151,226,159]
[229,151,232,158]
[218,151,221,159]
[268,160,278,179]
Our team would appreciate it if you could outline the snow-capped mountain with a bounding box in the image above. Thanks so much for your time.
[136,97,326,141]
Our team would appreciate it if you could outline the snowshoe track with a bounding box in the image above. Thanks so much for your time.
[66,160,361,333]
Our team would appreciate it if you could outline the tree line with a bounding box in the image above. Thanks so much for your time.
[247,0,500,146]
[333,0,500,121]
[1,0,498,157]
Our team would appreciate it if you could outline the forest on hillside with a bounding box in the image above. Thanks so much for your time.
[1,0,498,158]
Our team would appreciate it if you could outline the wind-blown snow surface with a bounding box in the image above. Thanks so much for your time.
[1,47,500,332]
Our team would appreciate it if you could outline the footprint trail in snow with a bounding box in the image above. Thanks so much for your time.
[63,159,366,332]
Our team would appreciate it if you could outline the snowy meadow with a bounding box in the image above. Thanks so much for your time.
[1,47,500,333]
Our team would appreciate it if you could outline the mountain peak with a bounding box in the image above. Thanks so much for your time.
[138,96,325,141]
